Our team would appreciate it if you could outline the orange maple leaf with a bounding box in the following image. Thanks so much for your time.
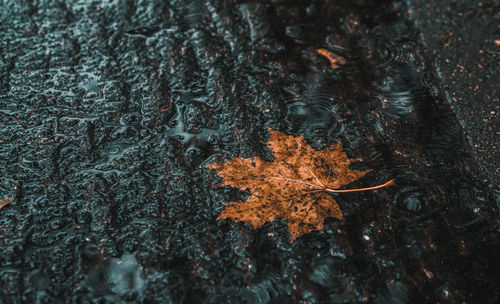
[207,129,395,242]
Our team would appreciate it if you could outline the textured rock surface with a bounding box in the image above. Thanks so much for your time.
[0,0,498,303]
[406,0,499,195]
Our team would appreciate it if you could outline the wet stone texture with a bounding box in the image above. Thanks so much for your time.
[405,0,500,196]
[0,0,498,303]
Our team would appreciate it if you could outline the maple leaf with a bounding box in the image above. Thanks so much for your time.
[207,129,395,242]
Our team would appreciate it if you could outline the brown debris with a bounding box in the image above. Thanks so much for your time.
[0,197,13,210]
[316,48,347,70]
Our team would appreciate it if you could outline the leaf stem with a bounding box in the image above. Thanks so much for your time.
[268,176,396,194]
[325,179,396,193]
